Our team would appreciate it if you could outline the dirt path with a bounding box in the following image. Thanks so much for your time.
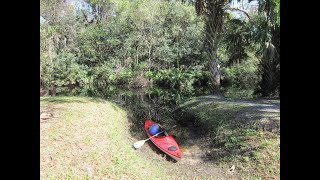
[181,95,280,134]
[173,125,228,179]
[192,95,280,112]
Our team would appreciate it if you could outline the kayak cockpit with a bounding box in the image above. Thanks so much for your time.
[144,119,182,160]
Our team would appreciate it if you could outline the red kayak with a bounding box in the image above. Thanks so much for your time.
[144,119,182,161]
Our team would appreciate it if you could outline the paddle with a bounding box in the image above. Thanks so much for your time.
[133,130,165,149]
[133,125,176,149]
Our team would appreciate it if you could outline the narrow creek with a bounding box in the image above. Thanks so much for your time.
[105,86,212,160]
[104,86,243,178]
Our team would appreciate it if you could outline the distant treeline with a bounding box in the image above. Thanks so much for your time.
[40,0,279,98]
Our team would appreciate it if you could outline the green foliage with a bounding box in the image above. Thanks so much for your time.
[91,63,114,97]
[116,69,135,85]
[51,53,88,95]
[252,0,280,97]
[193,70,211,87]
[77,24,108,67]
[223,18,253,66]
[220,52,260,98]
[40,0,207,97]
[40,0,279,98]
[256,42,280,97]
[146,68,196,96]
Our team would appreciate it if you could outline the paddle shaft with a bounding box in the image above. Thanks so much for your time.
[145,125,176,141]
[133,125,177,149]
[145,130,166,141]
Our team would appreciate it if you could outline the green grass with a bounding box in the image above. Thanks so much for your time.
[40,96,169,179]
[176,96,280,179]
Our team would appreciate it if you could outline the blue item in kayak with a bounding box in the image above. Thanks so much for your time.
[149,124,161,136]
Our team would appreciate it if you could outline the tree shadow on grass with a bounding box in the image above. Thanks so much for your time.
[41,97,87,104]
[112,92,280,165]
[172,98,280,164]
[40,96,108,104]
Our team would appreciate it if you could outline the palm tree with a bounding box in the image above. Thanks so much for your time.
[195,0,252,94]
[223,0,280,97]
[223,18,252,66]
[195,0,279,96]
[253,0,280,97]
[195,0,228,94]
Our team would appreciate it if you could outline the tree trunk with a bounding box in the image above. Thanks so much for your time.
[209,51,221,94]
[204,1,224,94]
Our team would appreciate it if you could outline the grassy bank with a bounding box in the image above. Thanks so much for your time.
[40,96,169,179]
[40,96,279,179]
[175,96,280,179]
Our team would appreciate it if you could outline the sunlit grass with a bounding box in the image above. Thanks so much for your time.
[40,96,168,179]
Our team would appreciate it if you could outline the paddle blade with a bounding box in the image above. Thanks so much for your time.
[133,140,146,149]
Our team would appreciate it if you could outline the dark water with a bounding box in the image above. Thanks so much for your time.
[104,85,211,144]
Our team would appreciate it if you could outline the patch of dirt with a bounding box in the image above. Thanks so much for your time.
[40,105,63,130]
[134,124,236,179]
[174,129,230,179]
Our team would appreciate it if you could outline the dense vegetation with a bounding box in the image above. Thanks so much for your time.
[40,0,280,99]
